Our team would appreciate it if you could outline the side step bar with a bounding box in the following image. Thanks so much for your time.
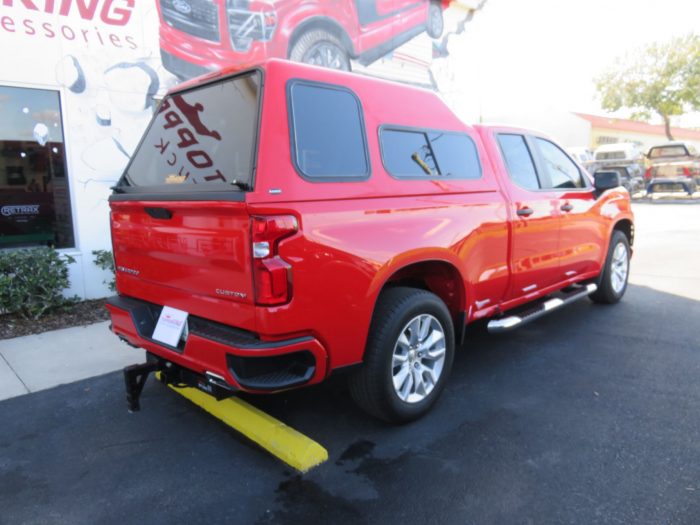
[487,283,597,334]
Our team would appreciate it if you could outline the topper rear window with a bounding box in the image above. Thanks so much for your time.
[118,71,261,192]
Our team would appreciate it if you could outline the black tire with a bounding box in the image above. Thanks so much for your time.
[589,230,630,304]
[288,29,351,71]
[349,287,455,423]
[426,1,444,39]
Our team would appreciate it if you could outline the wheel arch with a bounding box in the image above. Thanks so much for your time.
[287,16,355,58]
[365,258,467,355]
[613,218,634,247]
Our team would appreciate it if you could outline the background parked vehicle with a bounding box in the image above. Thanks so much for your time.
[593,142,645,179]
[158,0,447,80]
[567,147,599,174]
[644,142,700,195]
[594,165,645,197]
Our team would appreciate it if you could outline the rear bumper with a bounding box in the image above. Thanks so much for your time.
[646,177,697,195]
[107,295,328,393]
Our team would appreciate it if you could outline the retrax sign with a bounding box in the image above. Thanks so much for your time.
[1,204,40,217]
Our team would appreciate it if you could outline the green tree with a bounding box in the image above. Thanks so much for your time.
[595,34,700,140]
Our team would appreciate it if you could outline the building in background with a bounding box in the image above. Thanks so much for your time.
[0,1,485,299]
[575,113,700,152]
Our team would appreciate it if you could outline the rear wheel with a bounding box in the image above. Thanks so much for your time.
[289,29,351,71]
[349,287,454,423]
[590,230,630,304]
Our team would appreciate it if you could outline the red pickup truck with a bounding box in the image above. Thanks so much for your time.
[108,60,634,423]
[158,0,446,79]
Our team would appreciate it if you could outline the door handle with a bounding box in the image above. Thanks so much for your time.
[560,203,573,212]
[145,207,173,219]
[516,207,534,217]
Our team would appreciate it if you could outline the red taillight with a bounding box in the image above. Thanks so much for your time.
[251,215,298,306]
[683,166,692,177]
[644,167,653,180]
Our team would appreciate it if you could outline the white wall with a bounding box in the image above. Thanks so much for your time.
[482,107,592,147]
[0,2,178,299]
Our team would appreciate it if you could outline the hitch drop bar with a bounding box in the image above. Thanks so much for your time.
[123,361,159,412]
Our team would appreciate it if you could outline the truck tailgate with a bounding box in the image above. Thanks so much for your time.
[110,200,256,330]
[652,161,688,178]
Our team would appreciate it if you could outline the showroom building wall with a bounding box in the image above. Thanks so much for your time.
[0,1,482,299]
[0,1,177,298]
[575,113,700,152]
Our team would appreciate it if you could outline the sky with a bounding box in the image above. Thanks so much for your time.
[443,0,700,129]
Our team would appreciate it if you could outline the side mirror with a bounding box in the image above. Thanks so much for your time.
[594,171,621,193]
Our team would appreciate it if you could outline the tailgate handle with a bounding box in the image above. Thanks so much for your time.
[145,207,173,220]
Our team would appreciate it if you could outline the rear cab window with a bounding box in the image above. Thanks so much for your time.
[287,80,370,181]
[380,127,482,179]
[595,150,627,161]
[648,145,690,158]
[497,133,541,190]
[116,70,261,195]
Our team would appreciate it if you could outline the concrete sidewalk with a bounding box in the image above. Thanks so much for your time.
[0,321,144,401]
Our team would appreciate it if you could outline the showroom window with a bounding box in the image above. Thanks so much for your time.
[0,86,73,248]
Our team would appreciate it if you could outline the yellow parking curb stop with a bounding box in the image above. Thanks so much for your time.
[157,374,328,472]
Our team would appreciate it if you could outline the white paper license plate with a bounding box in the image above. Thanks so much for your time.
[152,306,189,348]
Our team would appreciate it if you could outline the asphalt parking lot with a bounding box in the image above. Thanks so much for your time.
[1,201,699,525]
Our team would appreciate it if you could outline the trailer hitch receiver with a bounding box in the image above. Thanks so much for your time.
[123,354,238,412]
[124,361,158,412]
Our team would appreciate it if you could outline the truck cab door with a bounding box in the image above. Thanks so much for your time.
[496,133,562,300]
[530,137,604,281]
[354,0,427,48]
[355,0,404,26]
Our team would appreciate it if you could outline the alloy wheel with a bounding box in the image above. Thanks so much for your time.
[610,242,629,294]
[391,314,446,403]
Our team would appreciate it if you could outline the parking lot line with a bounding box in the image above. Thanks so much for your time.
[162,378,328,472]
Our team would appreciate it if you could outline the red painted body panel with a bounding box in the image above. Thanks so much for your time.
[249,192,510,369]
[157,0,435,74]
[108,60,634,394]
[111,200,257,331]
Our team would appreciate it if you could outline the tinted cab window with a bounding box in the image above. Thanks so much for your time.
[288,82,369,180]
[497,134,540,190]
[534,138,587,189]
[381,128,481,179]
